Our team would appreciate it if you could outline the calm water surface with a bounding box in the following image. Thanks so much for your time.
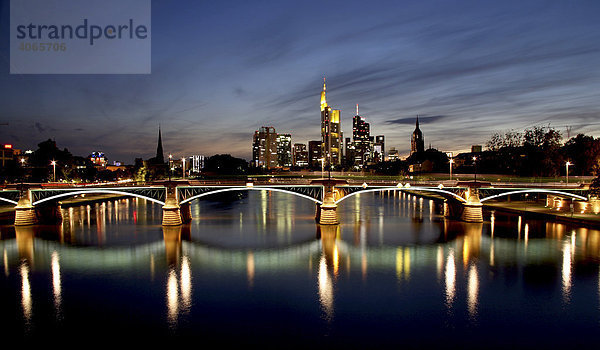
[1,191,600,347]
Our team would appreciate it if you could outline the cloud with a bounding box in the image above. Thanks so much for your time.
[386,115,448,125]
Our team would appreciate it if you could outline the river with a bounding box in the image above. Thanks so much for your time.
[1,190,600,347]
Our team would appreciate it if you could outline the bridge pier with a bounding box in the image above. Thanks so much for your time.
[14,190,37,226]
[311,178,347,225]
[162,184,182,226]
[180,203,192,224]
[461,188,483,223]
[315,182,339,225]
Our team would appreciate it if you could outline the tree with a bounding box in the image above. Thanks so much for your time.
[563,134,600,176]
[486,129,522,151]
[521,125,563,176]
[591,174,600,198]
[203,154,248,175]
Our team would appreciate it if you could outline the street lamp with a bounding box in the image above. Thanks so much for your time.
[449,158,454,180]
[20,158,26,185]
[168,154,173,181]
[566,161,571,185]
[51,160,57,182]
[472,156,478,183]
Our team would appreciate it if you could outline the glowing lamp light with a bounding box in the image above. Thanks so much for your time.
[438,184,444,189]
[4,144,12,149]
[397,183,403,188]
[246,182,254,187]
[404,183,411,188]
[362,182,368,188]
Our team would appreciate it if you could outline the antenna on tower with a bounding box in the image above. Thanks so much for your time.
[566,125,572,139]
[356,104,359,115]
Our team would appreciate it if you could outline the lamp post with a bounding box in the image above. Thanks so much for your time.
[449,158,454,180]
[566,161,571,185]
[20,158,26,185]
[168,154,173,181]
[182,157,186,179]
[472,156,478,183]
[51,160,57,182]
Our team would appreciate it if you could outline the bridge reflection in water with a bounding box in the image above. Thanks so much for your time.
[1,192,600,338]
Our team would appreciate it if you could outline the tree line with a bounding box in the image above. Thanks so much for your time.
[484,125,600,177]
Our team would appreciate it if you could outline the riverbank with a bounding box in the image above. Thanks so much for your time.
[484,201,600,228]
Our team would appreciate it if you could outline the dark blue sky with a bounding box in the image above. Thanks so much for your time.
[2,0,600,163]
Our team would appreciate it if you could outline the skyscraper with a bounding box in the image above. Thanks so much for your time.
[252,126,278,169]
[276,133,292,168]
[320,78,341,169]
[352,105,371,169]
[292,143,309,167]
[374,135,385,162]
[308,140,322,169]
[411,116,425,154]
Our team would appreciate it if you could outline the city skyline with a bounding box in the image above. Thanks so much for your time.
[2,0,600,164]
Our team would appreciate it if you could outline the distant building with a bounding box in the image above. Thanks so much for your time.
[292,143,309,167]
[276,134,292,168]
[411,116,425,154]
[374,135,385,162]
[352,105,372,169]
[320,79,342,169]
[471,145,482,153]
[90,152,107,167]
[252,126,278,169]
[0,144,19,168]
[308,140,322,169]
[388,147,399,161]
[189,155,205,174]
[344,137,354,167]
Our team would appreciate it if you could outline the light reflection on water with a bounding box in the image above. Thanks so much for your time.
[0,191,600,345]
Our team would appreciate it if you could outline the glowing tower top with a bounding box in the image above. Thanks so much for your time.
[320,77,328,111]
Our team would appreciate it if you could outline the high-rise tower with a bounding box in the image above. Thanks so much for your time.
[320,78,341,169]
[352,104,371,169]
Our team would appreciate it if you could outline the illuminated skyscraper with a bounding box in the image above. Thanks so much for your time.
[374,135,385,162]
[292,143,309,167]
[276,133,292,168]
[352,104,372,169]
[411,116,425,154]
[308,140,322,169]
[252,126,278,169]
[320,78,341,169]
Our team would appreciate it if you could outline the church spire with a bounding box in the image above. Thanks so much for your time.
[156,125,164,164]
[320,77,328,111]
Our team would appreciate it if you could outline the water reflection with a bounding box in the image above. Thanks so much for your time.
[2,194,600,342]
[562,240,572,304]
[445,249,456,310]
[467,264,479,321]
[20,261,32,326]
[51,251,62,319]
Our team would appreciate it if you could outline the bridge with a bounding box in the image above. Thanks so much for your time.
[0,178,591,226]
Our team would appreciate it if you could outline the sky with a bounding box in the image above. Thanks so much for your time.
[1,0,600,164]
